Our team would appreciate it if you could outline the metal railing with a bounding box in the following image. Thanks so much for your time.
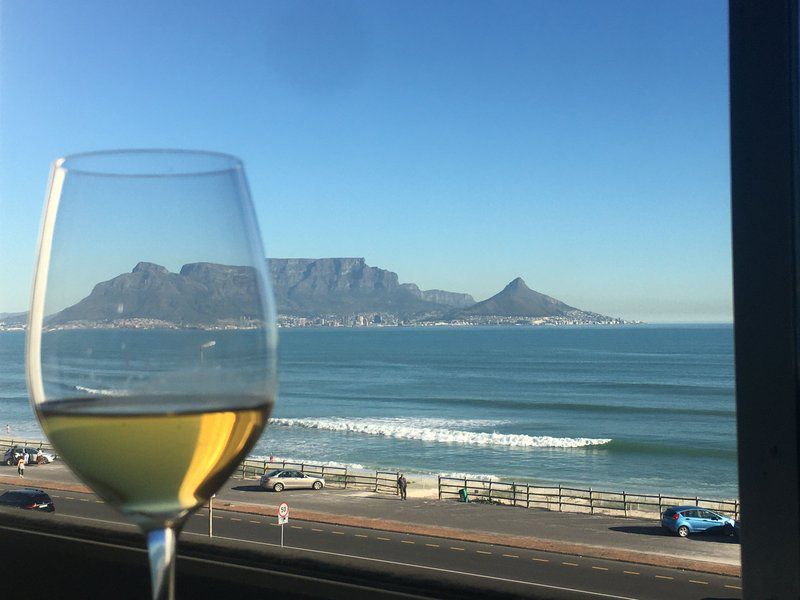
[438,476,740,520]
[0,437,57,460]
[0,437,738,513]
[240,458,399,494]
[0,438,400,495]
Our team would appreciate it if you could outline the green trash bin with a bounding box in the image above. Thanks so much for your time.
[458,488,469,502]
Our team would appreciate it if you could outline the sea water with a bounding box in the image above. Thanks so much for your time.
[0,325,737,499]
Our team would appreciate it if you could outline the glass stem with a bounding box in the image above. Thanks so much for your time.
[147,527,177,600]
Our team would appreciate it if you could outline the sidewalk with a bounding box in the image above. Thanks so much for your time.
[0,463,741,577]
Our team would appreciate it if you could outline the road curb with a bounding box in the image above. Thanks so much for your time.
[0,475,741,578]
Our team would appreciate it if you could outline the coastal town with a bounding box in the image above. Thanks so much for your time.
[277,312,636,328]
[0,312,637,332]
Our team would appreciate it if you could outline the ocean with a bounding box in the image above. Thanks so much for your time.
[0,325,737,499]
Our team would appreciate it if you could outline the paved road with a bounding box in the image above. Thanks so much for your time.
[4,461,741,576]
[2,482,743,599]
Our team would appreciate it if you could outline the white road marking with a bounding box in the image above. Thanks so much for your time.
[22,507,674,600]
[190,532,644,600]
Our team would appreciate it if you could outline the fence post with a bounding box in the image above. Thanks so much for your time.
[374,471,379,493]
[344,468,348,489]
[623,491,627,517]
[589,488,594,514]
[658,493,662,515]
[438,476,442,500]
[558,485,562,512]
[526,484,530,509]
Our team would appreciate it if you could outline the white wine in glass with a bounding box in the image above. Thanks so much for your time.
[26,150,278,600]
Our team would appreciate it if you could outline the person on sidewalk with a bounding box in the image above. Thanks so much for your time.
[397,474,407,500]
[17,456,24,478]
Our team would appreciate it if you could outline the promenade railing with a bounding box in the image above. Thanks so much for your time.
[0,438,737,510]
[240,457,399,494]
[0,437,57,460]
[0,438,400,495]
[437,476,740,520]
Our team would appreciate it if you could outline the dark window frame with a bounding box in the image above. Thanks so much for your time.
[729,1,800,595]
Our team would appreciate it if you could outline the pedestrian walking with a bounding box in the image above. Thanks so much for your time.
[397,473,407,500]
[17,456,24,478]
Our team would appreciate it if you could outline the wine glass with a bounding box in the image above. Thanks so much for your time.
[25,150,278,600]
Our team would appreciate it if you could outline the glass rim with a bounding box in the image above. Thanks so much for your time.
[54,149,244,178]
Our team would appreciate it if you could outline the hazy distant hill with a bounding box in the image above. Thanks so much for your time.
[268,258,474,317]
[0,311,26,326]
[448,277,580,318]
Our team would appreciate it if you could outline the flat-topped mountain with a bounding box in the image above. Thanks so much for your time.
[269,258,474,317]
[29,259,622,328]
[450,277,577,318]
[51,261,263,325]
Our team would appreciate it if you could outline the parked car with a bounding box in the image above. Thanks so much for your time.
[3,446,56,465]
[661,505,737,538]
[0,488,55,512]
[260,469,325,492]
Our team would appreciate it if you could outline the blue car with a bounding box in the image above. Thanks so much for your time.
[661,505,737,538]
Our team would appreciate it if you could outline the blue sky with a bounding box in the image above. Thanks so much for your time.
[0,1,731,322]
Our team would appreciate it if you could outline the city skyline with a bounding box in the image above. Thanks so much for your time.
[0,1,731,322]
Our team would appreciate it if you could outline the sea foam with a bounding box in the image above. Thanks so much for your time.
[74,385,126,397]
[270,417,611,449]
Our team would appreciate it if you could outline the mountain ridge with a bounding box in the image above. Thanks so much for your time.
[0,258,626,328]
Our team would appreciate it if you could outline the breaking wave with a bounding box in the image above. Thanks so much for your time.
[74,385,127,397]
[269,417,611,449]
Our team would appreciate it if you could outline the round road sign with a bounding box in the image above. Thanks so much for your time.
[278,502,289,517]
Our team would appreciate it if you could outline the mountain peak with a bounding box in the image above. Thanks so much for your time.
[132,262,168,274]
[504,277,528,291]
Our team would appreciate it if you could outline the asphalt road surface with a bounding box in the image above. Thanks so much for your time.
[4,486,742,600]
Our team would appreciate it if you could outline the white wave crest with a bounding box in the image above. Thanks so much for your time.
[441,472,499,481]
[269,417,611,449]
[251,455,366,470]
[75,385,128,397]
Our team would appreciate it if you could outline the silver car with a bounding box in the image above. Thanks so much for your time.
[260,469,325,492]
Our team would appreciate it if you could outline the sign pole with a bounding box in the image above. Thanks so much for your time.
[277,502,289,548]
[208,494,215,538]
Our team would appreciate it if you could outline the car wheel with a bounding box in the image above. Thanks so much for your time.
[723,524,734,536]
[5,459,12,466]
[677,525,689,538]
[273,482,284,492]
[312,481,322,490]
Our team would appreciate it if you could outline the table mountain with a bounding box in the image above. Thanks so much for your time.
[51,262,264,325]
[47,259,477,325]
[268,258,474,317]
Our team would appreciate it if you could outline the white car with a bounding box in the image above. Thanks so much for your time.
[260,469,325,492]
[33,449,57,464]
[3,447,56,465]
